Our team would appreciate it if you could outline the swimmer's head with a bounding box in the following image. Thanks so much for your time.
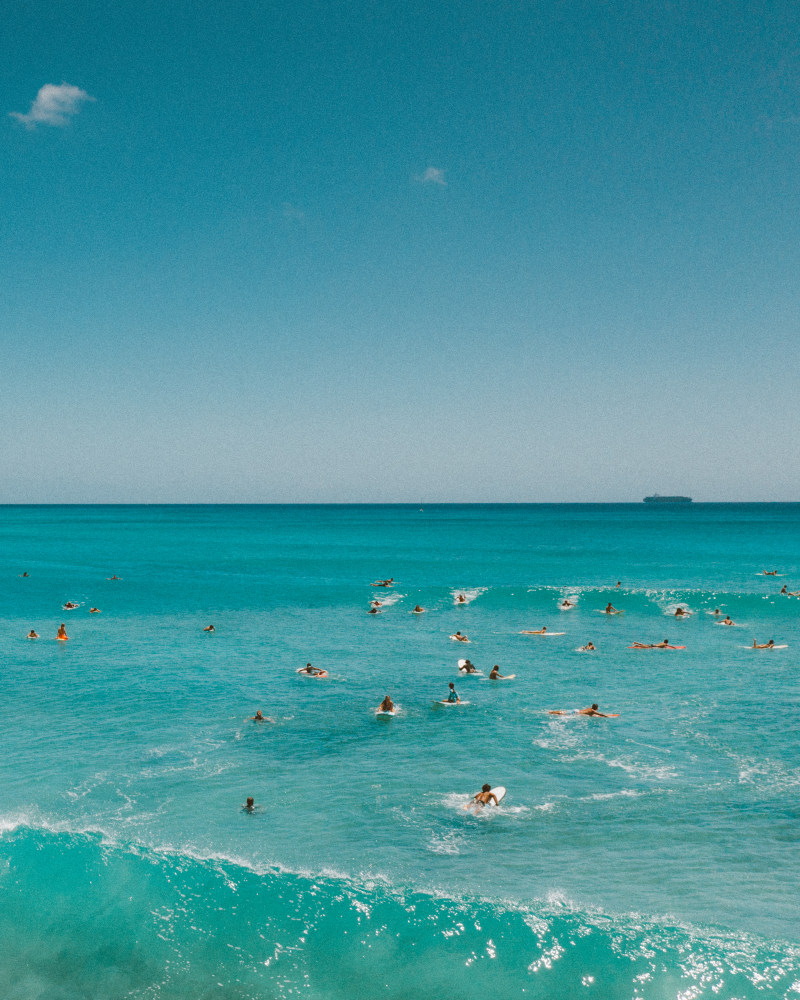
[591,704,598,710]
[482,784,491,792]
[449,682,455,689]
[246,797,254,808]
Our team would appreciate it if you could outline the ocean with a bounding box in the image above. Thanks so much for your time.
[1,503,798,999]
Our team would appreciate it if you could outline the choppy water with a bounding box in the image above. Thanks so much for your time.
[1,504,799,999]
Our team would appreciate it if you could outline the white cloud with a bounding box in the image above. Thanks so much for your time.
[10,83,95,128]
[416,167,447,186]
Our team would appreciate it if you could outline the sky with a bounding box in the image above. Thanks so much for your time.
[2,0,799,502]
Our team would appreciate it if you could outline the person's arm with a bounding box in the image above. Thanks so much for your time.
[489,793,499,805]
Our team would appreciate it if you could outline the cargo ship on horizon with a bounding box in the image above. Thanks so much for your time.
[643,494,692,504]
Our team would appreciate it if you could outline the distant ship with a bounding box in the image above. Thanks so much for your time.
[643,494,692,504]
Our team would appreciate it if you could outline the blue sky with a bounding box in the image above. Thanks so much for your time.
[3,1,799,501]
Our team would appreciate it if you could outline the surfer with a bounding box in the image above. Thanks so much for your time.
[780,585,788,595]
[89,607,101,613]
[712,608,722,615]
[107,575,121,580]
[521,626,547,634]
[370,600,382,607]
[446,682,460,703]
[674,607,688,617]
[762,570,778,576]
[560,599,575,608]
[372,577,394,587]
[368,606,381,614]
[63,601,78,610]
[580,642,596,651]
[603,603,620,614]
[489,665,508,679]
[615,581,621,588]
[549,703,617,717]
[378,695,394,712]
[27,630,38,639]
[459,659,478,673]
[21,572,29,577]
[451,631,469,642]
[243,797,256,813]
[719,615,735,626]
[412,605,425,614]
[56,624,68,640]
[456,593,466,603]
[752,639,776,649]
[467,784,499,810]
[203,624,215,632]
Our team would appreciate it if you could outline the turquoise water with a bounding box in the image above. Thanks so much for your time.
[1,503,799,999]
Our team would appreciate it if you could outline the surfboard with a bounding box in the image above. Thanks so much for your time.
[376,709,396,717]
[296,668,328,677]
[450,634,470,642]
[435,699,470,706]
[487,674,515,680]
[627,645,685,650]
[746,644,787,649]
[596,609,624,615]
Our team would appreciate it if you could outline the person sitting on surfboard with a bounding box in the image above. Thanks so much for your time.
[469,784,499,809]
[752,639,776,649]
[549,703,617,717]
[57,624,68,640]
[489,665,508,679]
[27,630,38,639]
[456,593,466,603]
[446,682,460,703]
[412,605,425,613]
[580,642,595,651]
[604,603,619,614]
[379,695,394,712]
[203,624,215,632]
[459,659,478,673]
[780,585,788,595]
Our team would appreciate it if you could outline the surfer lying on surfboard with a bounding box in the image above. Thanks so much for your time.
[629,639,684,649]
[298,662,327,676]
[371,578,394,587]
[465,784,500,811]
[549,703,619,717]
[378,695,394,712]
[450,631,469,642]
[752,639,776,649]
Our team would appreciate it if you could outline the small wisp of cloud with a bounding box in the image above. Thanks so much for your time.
[10,83,95,129]
[415,166,446,186]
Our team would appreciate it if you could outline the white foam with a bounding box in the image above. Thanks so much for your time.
[452,587,486,605]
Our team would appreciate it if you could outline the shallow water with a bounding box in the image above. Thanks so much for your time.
[1,504,799,998]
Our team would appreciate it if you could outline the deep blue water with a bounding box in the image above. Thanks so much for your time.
[1,504,799,998]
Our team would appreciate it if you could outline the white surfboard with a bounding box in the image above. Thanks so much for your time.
[486,674,515,680]
[436,699,470,706]
[744,644,787,649]
[376,709,396,717]
[450,634,470,642]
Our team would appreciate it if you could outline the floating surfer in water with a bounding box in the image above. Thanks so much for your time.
[549,703,618,717]
[89,607,101,613]
[520,626,548,634]
[762,570,778,576]
[629,639,682,649]
[674,606,689,617]
[368,606,381,614]
[107,575,121,580]
[56,624,68,641]
[560,599,575,609]
[450,631,469,642]
[489,665,513,679]
[752,639,776,649]
[459,659,478,673]
[456,593,466,604]
[446,682,460,703]
[243,797,257,813]
[371,578,394,587]
[465,784,499,811]
[27,630,38,639]
[579,642,596,651]
[412,605,425,614]
[718,615,735,626]
[63,601,78,610]
[299,662,326,676]
[603,603,622,614]
[378,695,394,712]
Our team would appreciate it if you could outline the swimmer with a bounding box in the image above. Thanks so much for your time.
[603,603,620,614]
[549,703,617,717]
[752,639,776,649]
[300,662,325,676]
[718,615,735,626]
[63,601,78,610]
[203,624,215,632]
[27,630,38,639]
[370,600,383,607]
[712,608,722,615]
[762,570,778,576]
[456,593,466,603]
[371,577,394,587]
[368,606,381,614]
[580,642,596,651]
[21,572,29,578]
[489,665,508,679]
[446,682,460,703]
[89,607,101,613]
[615,581,621,588]
[243,796,256,813]
[674,607,688,617]
[560,599,575,608]
[780,585,788,595]
[459,659,478,673]
[378,695,394,712]
[451,631,469,642]
[465,784,499,811]
[520,626,547,634]
[251,710,275,722]
[107,575,121,580]
[56,624,68,641]
[412,605,425,614]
